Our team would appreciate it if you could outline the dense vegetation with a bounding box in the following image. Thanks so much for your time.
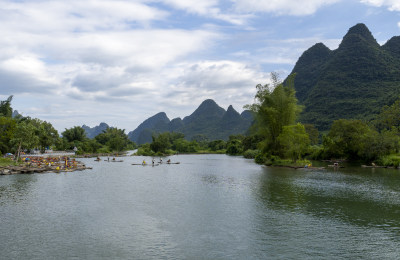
[0,96,135,158]
[239,72,400,167]
[134,131,252,156]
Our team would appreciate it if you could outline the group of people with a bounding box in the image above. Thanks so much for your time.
[23,156,78,170]
[142,158,172,166]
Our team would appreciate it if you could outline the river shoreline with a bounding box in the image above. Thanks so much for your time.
[0,156,91,175]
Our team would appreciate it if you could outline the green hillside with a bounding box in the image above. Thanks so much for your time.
[291,23,400,130]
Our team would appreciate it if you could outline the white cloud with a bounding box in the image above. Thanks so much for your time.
[0,0,168,33]
[162,60,269,110]
[360,0,400,11]
[231,0,342,16]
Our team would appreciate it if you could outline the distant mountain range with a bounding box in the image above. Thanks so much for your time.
[289,23,400,130]
[128,99,253,144]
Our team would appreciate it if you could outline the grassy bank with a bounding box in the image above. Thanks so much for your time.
[0,157,21,167]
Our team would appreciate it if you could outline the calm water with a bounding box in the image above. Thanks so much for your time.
[1,154,400,259]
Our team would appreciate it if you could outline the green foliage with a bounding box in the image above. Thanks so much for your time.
[0,116,16,154]
[243,149,260,159]
[246,73,303,156]
[208,140,226,151]
[80,139,103,154]
[62,126,87,143]
[374,98,400,131]
[0,157,20,167]
[304,124,319,145]
[0,95,13,117]
[150,132,171,154]
[254,153,267,164]
[136,143,155,156]
[242,135,262,151]
[11,121,39,153]
[97,146,111,154]
[29,119,59,152]
[376,154,400,168]
[247,74,302,153]
[226,139,242,155]
[323,119,370,159]
[319,119,395,161]
[95,127,133,152]
[277,123,310,162]
[173,138,199,153]
[60,126,133,153]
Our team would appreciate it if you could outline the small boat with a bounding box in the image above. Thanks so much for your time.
[167,162,180,164]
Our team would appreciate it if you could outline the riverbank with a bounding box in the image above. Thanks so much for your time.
[0,156,91,175]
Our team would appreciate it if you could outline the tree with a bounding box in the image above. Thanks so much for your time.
[208,140,226,151]
[226,139,242,155]
[304,124,319,145]
[150,132,171,154]
[245,73,302,154]
[62,126,87,143]
[277,123,310,161]
[0,95,13,118]
[30,119,59,152]
[323,119,372,159]
[0,117,16,154]
[374,98,400,131]
[95,127,133,152]
[11,121,39,160]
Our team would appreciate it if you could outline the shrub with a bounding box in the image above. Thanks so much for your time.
[255,153,267,164]
[243,149,260,159]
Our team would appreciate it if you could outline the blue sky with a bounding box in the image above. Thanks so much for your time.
[1,0,400,133]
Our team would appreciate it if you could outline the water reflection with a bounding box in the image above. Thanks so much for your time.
[255,166,400,231]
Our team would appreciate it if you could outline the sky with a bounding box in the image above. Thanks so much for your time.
[1,0,400,133]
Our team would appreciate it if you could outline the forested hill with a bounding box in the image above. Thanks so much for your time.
[128,99,253,145]
[290,23,400,130]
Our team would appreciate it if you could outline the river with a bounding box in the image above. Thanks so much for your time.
[1,154,400,259]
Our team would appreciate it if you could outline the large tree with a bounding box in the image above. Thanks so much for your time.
[245,73,303,154]
[11,121,39,160]
[95,127,133,152]
[0,117,16,154]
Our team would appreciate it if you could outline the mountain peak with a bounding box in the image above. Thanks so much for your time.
[347,23,371,37]
[383,36,400,57]
[199,99,218,108]
[183,99,225,124]
[226,105,238,114]
[340,23,378,48]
